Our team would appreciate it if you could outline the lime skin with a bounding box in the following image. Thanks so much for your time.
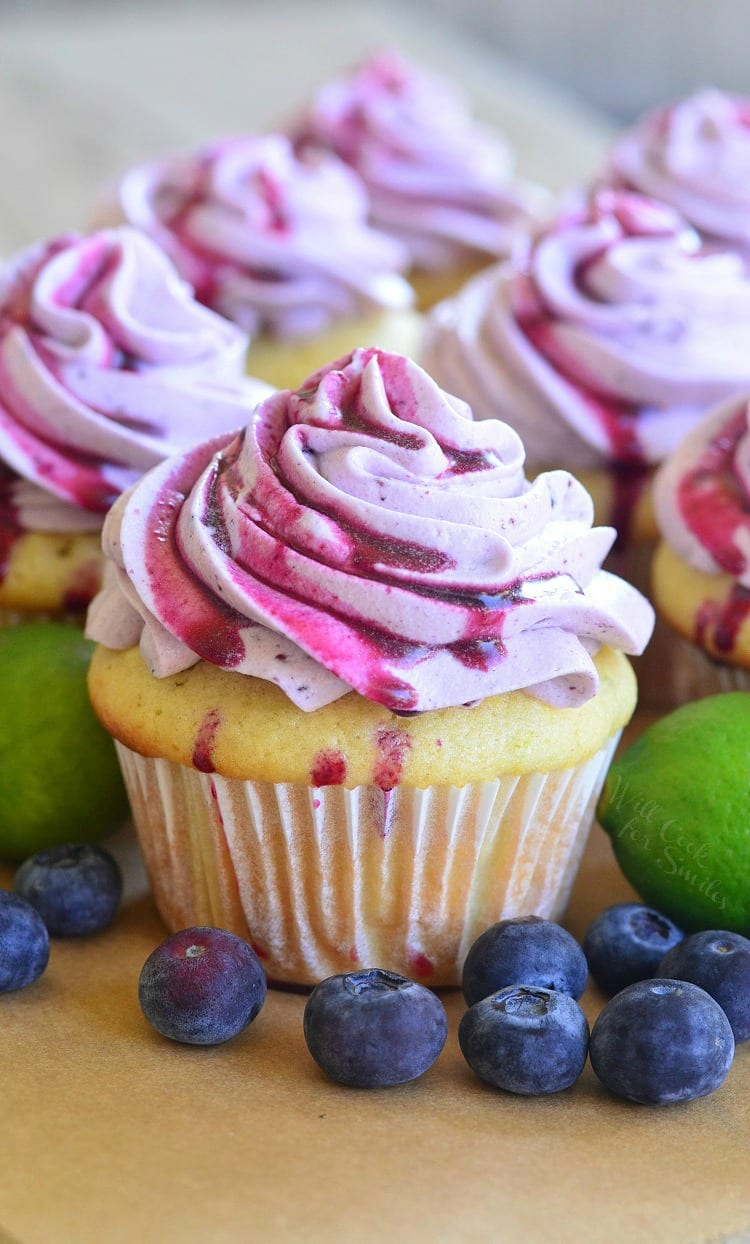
[597,693,750,935]
[0,622,129,862]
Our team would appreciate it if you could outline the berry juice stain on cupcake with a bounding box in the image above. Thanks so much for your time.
[408,950,435,979]
[677,406,748,575]
[373,726,412,791]
[695,586,750,654]
[310,749,347,787]
[192,708,222,773]
[207,778,225,827]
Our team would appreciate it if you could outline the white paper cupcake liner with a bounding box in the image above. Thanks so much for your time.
[116,733,620,986]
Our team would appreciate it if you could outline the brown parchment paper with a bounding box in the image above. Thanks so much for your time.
[0,716,748,1244]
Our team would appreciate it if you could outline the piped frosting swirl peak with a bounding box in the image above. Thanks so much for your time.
[87,348,653,712]
[291,50,546,272]
[607,89,750,251]
[103,133,414,337]
[0,227,267,532]
[422,189,750,470]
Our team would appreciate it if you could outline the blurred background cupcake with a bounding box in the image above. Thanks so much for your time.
[421,188,750,589]
[86,347,653,985]
[0,226,269,625]
[605,88,750,259]
[652,392,750,703]
[290,49,548,310]
[99,132,422,391]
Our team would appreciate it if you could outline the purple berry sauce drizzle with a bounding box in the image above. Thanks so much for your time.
[678,407,750,652]
[0,233,165,522]
[142,351,565,713]
[509,194,689,548]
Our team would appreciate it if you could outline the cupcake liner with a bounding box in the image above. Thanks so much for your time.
[116,733,619,986]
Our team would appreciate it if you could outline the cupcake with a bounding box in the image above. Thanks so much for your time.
[99,133,421,390]
[86,347,653,985]
[652,393,750,703]
[0,227,269,624]
[290,50,547,310]
[421,188,750,578]
[606,88,750,258]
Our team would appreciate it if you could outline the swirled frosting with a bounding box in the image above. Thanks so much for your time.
[607,89,750,251]
[101,133,414,337]
[422,190,750,470]
[0,227,269,537]
[86,348,653,713]
[291,50,546,272]
[654,394,750,583]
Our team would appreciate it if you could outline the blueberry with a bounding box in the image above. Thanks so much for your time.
[0,890,50,992]
[462,916,588,1007]
[589,978,734,1105]
[583,902,683,996]
[658,930,750,1043]
[303,968,447,1088]
[138,926,267,1045]
[459,985,589,1095]
[13,843,122,937]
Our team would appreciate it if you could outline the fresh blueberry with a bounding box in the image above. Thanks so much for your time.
[0,890,50,992]
[462,916,588,1007]
[303,967,447,1088]
[583,902,683,996]
[459,985,589,1095]
[658,930,750,1043]
[138,926,267,1045]
[589,978,735,1105]
[13,843,122,937]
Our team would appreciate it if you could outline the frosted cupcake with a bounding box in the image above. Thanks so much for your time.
[291,50,547,310]
[607,88,750,258]
[100,133,421,389]
[86,347,653,985]
[0,227,269,623]
[652,393,750,703]
[422,189,750,567]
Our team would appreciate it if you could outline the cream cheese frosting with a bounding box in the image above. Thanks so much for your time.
[101,133,414,337]
[0,227,269,538]
[291,50,547,273]
[421,190,750,471]
[654,393,750,583]
[607,89,750,252]
[86,348,653,713]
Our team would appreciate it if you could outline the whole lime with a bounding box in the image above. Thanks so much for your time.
[597,693,750,935]
[0,622,129,861]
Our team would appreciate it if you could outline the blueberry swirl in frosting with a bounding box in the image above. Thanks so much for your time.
[87,349,653,713]
[291,50,546,272]
[422,190,750,471]
[102,133,414,337]
[607,89,750,252]
[0,227,267,536]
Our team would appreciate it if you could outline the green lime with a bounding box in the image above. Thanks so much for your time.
[597,693,750,934]
[0,622,129,862]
